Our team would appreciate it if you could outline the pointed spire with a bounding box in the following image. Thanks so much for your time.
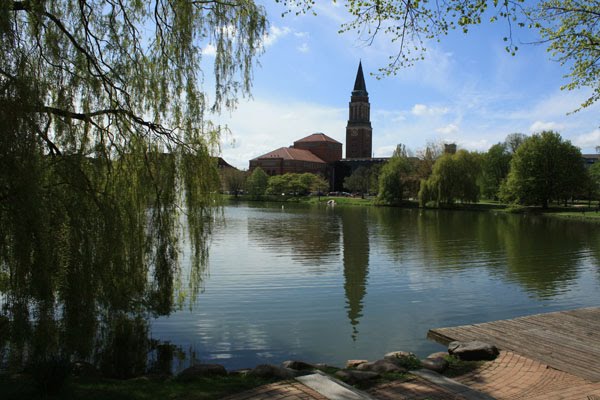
[352,61,368,96]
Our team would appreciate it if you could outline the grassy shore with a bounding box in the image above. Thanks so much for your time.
[0,373,276,400]
[223,194,600,222]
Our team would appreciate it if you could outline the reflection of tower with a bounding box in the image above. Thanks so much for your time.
[345,61,372,159]
[341,207,370,340]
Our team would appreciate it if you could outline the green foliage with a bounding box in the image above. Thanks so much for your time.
[0,373,275,400]
[246,167,269,199]
[29,356,71,395]
[535,0,600,110]
[0,0,266,373]
[282,0,600,108]
[377,149,413,204]
[500,131,587,208]
[221,168,247,197]
[311,174,330,194]
[588,161,600,198]
[266,172,325,196]
[480,143,512,200]
[415,141,445,181]
[344,166,374,196]
[419,150,482,207]
[504,133,528,154]
[443,355,484,378]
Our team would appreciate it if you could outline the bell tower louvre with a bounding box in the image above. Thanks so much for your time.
[345,61,372,159]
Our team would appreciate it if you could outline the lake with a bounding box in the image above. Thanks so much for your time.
[151,203,600,370]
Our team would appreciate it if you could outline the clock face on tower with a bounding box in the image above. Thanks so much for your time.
[351,131,358,136]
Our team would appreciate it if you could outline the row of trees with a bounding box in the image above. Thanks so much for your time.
[221,169,329,199]
[348,131,597,209]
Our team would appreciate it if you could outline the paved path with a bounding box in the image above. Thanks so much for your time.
[452,351,600,400]
[225,350,600,399]
[428,307,600,382]
[223,380,329,400]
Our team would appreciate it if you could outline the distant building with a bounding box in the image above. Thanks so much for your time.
[444,143,457,154]
[582,154,600,168]
[248,62,456,192]
[294,133,343,164]
[249,133,342,176]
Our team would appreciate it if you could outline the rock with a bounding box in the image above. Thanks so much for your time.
[448,341,499,361]
[356,359,406,374]
[314,363,332,370]
[281,360,315,371]
[421,357,449,373]
[427,352,449,360]
[248,364,296,379]
[177,364,227,381]
[334,369,380,384]
[228,369,251,377]
[346,359,368,369]
[383,351,421,369]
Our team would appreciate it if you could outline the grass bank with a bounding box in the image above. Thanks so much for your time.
[222,194,600,223]
[0,373,275,400]
[223,194,377,206]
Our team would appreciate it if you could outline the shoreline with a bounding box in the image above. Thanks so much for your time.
[223,195,600,223]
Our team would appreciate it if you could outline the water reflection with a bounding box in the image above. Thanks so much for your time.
[246,205,341,270]
[3,203,600,375]
[341,207,370,340]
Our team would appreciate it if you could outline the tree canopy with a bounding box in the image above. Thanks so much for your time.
[246,167,269,198]
[500,131,586,207]
[377,144,413,204]
[1,0,267,373]
[419,149,481,206]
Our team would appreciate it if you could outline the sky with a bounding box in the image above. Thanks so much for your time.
[209,1,600,170]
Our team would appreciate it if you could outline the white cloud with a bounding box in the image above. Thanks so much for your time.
[297,43,310,53]
[411,104,449,117]
[573,129,600,150]
[529,120,564,133]
[217,98,346,169]
[436,124,459,135]
[263,26,292,47]
[374,145,399,158]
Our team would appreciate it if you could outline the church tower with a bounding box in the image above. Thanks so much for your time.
[345,62,372,159]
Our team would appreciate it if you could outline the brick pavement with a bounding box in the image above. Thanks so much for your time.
[223,380,329,400]
[453,351,600,400]
[368,375,469,400]
[223,350,600,399]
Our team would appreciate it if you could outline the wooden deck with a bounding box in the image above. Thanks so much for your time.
[428,307,600,382]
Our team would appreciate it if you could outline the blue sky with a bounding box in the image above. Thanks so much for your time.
[211,2,600,170]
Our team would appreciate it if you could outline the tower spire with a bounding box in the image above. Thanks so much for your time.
[352,61,368,96]
[346,61,372,159]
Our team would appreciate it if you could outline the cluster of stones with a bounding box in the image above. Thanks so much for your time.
[173,340,499,383]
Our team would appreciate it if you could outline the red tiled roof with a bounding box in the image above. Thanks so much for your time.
[294,133,341,144]
[252,147,326,163]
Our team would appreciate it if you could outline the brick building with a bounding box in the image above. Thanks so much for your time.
[249,133,342,176]
[248,62,375,189]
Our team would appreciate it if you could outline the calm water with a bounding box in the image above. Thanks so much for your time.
[152,203,600,370]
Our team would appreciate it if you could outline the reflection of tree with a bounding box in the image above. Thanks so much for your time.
[496,216,591,297]
[413,210,595,298]
[247,206,341,268]
[341,207,370,340]
[373,207,418,263]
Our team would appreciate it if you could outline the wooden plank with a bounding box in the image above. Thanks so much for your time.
[428,307,600,382]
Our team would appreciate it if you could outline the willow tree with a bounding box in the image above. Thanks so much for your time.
[0,1,266,373]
